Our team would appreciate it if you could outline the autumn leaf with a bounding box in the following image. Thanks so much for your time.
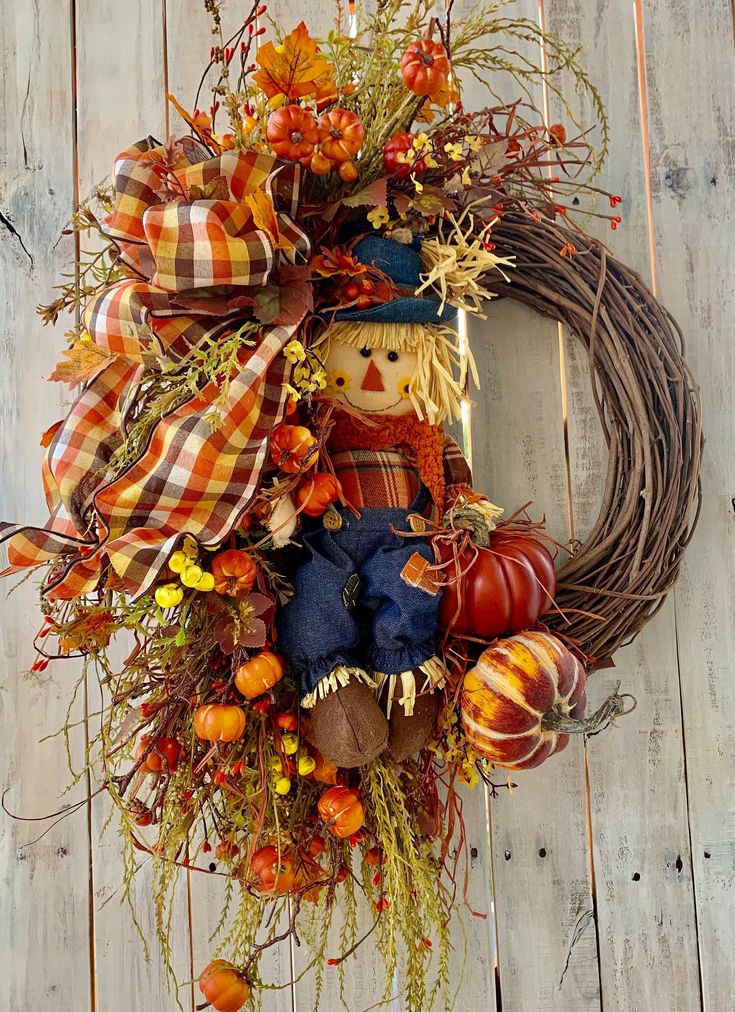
[49,342,115,388]
[40,419,63,448]
[244,187,294,251]
[254,265,313,327]
[188,175,231,201]
[341,178,388,209]
[253,22,336,101]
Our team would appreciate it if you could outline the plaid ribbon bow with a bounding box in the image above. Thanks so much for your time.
[1,137,311,599]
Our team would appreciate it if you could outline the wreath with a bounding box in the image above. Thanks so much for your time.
[1,2,701,1009]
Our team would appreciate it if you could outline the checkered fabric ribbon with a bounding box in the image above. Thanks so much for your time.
[0,137,311,599]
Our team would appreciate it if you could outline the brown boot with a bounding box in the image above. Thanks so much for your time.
[308,678,389,769]
[387,691,440,762]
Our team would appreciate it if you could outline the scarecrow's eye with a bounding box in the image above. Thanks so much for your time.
[387,351,399,363]
[360,347,372,358]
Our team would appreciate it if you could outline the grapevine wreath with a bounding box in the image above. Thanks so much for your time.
[1,1,702,1009]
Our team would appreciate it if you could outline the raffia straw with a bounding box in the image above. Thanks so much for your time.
[480,211,703,664]
[417,213,515,317]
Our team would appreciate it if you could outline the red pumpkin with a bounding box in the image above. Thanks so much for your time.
[251,844,296,894]
[235,651,284,699]
[438,532,556,640]
[199,960,251,1012]
[383,132,425,180]
[211,549,257,597]
[194,704,247,742]
[318,786,364,838]
[296,473,340,516]
[400,38,451,97]
[266,105,318,161]
[318,108,364,162]
[461,630,587,770]
[135,736,181,773]
[269,423,318,473]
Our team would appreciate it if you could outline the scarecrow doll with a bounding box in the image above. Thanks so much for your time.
[278,236,500,768]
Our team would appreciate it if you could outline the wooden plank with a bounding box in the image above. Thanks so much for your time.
[163,3,295,1005]
[0,3,93,1011]
[641,1,735,1008]
[73,3,193,1010]
[452,1,602,1006]
[542,2,704,1009]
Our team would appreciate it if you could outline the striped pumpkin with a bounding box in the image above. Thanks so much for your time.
[460,631,587,770]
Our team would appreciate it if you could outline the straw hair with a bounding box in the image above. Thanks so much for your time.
[316,321,478,425]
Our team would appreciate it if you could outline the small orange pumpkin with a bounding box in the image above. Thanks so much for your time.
[251,845,296,894]
[194,704,247,742]
[318,785,364,838]
[135,736,181,773]
[266,105,318,161]
[210,549,258,597]
[234,651,284,699]
[460,630,587,770]
[269,424,318,474]
[318,108,364,163]
[199,959,251,1012]
[400,38,451,97]
[296,473,340,516]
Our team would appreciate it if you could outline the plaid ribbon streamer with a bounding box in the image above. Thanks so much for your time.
[1,137,310,599]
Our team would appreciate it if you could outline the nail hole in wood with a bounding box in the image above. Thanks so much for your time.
[209,862,217,872]
[470,846,478,860]
[704,851,711,859]
[504,850,511,861]
[538,847,547,858]
[632,872,640,881]
[675,854,683,874]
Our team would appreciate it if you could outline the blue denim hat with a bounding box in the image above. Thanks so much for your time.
[332,234,457,324]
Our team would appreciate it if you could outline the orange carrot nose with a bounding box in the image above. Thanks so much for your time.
[361,359,385,392]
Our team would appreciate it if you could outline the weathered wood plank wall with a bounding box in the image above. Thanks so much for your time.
[0,2,732,1010]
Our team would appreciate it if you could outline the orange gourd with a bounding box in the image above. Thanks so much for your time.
[296,473,340,516]
[400,38,451,97]
[337,160,358,183]
[234,651,284,699]
[266,105,318,161]
[460,630,587,770]
[194,704,247,742]
[269,424,318,473]
[135,736,181,773]
[251,845,296,894]
[210,549,258,597]
[199,960,251,1012]
[318,785,364,838]
[318,109,364,162]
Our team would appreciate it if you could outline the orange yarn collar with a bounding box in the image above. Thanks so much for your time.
[328,411,446,513]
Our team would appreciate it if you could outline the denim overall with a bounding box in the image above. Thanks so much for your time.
[277,485,439,703]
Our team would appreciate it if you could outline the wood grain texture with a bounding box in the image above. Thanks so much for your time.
[454,1,602,1006]
[162,2,296,1004]
[642,1,735,1008]
[0,3,92,1011]
[543,2,703,1009]
[74,3,194,1009]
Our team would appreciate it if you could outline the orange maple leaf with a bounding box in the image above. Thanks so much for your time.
[48,342,115,388]
[244,188,294,252]
[253,22,336,102]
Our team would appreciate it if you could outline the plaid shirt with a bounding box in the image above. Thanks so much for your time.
[332,435,472,512]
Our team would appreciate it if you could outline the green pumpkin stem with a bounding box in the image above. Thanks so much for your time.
[540,681,637,735]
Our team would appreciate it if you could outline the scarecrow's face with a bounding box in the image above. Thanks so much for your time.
[323,339,418,417]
